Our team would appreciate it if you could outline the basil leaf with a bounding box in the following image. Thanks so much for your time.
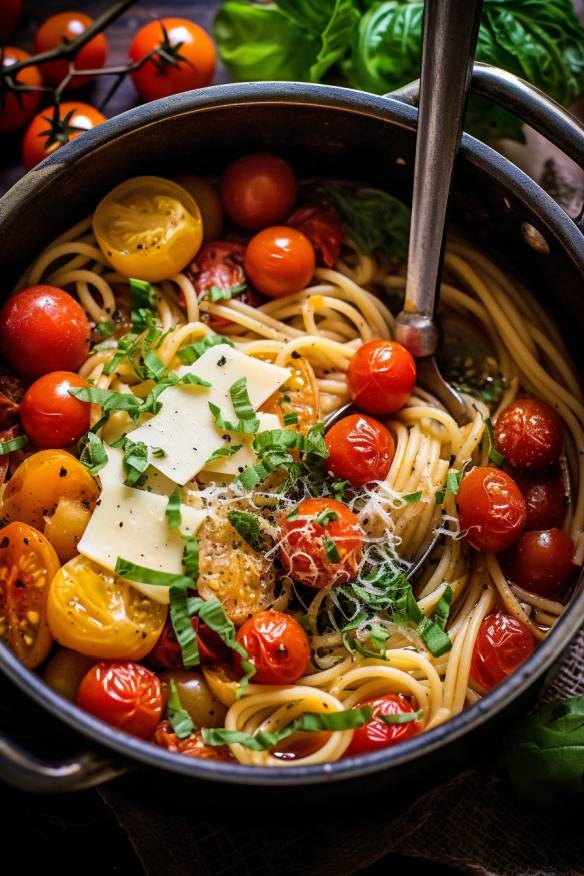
[130,277,158,332]
[96,321,115,337]
[177,334,234,365]
[0,434,27,456]
[228,509,262,550]
[79,432,108,475]
[209,378,259,434]
[122,439,149,487]
[182,534,200,581]
[315,508,340,526]
[205,443,243,464]
[433,585,453,632]
[321,183,410,258]
[170,577,200,668]
[165,489,182,529]
[152,447,167,458]
[197,596,247,662]
[115,557,190,589]
[142,349,166,381]
[324,536,341,563]
[208,281,247,302]
[402,491,422,504]
[71,386,144,416]
[167,679,195,739]
[252,429,305,454]
[331,479,349,501]
[484,417,505,466]
[379,709,423,725]
[283,411,299,426]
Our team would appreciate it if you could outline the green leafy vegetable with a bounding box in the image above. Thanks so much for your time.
[209,377,260,434]
[208,282,247,302]
[283,411,299,426]
[433,585,453,632]
[315,508,340,526]
[379,709,423,725]
[331,479,349,501]
[167,679,195,739]
[177,334,234,365]
[324,536,341,563]
[484,417,505,466]
[228,509,263,550]
[204,443,243,464]
[96,321,115,337]
[401,491,422,504]
[170,577,200,668]
[122,439,149,487]
[0,434,28,456]
[79,432,108,475]
[129,277,158,332]
[321,183,410,258]
[182,534,200,581]
[165,489,182,529]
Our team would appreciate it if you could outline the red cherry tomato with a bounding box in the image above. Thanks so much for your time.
[34,11,108,89]
[279,497,363,589]
[77,661,163,739]
[129,18,215,101]
[0,0,22,44]
[244,226,315,299]
[187,241,262,330]
[494,398,563,472]
[287,204,344,268]
[470,612,535,691]
[148,618,230,669]
[0,286,90,379]
[220,153,297,230]
[154,720,234,761]
[20,371,89,449]
[516,471,566,531]
[233,610,309,685]
[346,694,422,756]
[22,102,106,170]
[508,528,575,597]
[0,47,43,133]
[347,340,416,415]
[457,467,526,553]
[325,414,395,487]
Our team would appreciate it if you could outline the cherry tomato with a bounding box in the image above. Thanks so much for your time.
[0,47,43,133]
[494,398,563,472]
[159,669,227,727]
[233,610,310,685]
[0,285,90,378]
[34,11,108,89]
[260,355,320,434]
[516,471,566,531]
[129,18,215,101]
[470,612,535,691]
[22,101,106,170]
[43,648,95,702]
[220,153,297,230]
[0,521,59,668]
[346,694,422,756]
[149,617,229,669]
[279,497,363,589]
[154,720,234,761]
[347,340,416,415]
[77,661,163,739]
[174,175,223,244]
[325,414,395,486]
[244,226,315,299]
[508,528,575,597]
[0,0,22,44]
[20,371,89,449]
[287,204,344,267]
[187,241,262,330]
[457,467,526,553]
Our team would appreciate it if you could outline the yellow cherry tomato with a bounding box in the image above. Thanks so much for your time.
[174,175,223,244]
[43,496,93,563]
[202,662,240,708]
[47,555,167,660]
[93,176,203,282]
[43,647,95,701]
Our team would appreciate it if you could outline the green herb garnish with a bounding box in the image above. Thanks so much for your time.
[167,679,195,739]
[228,509,263,551]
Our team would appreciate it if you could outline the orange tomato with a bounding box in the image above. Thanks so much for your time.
[244,226,315,298]
[0,47,43,133]
[33,11,107,88]
[22,101,106,170]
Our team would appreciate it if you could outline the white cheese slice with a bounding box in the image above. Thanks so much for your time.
[128,343,290,485]
[99,446,177,496]
[202,412,281,478]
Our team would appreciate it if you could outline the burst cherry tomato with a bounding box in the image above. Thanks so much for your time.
[279,497,363,589]
[0,47,43,133]
[22,101,106,170]
[457,467,526,553]
[19,371,90,449]
[244,226,315,299]
[325,414,395,486]
[233,610,309,685]
[0,285,90,378]
[220,153,297,230]
[287,204,344,267]
[149,618,230,669]
[508,528,575,597]
[34,11,108,89]
[129,18,215,101]
[516,471,566,531]
[187,241,262,330]
[470,612,535,691]
[346,694,422,756]
[347,340,416,415]
[77,661,163,739]
[494,398,563,472]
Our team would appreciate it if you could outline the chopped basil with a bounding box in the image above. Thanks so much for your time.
[129,277,158,332]
[71,385,144,416]
[484,417,505,466]
[165,489,182,529]
[142,349,166,381]
[115,557,189,588]
[152,447,167,458]
[182,534,200,581]
[234,422,329,490]
[253,429,304,454]
[208,281,246,302]
[228,509,262,550]
[209,377,259,434]
[167,679,195,739]
[433,584,453,631]
[79,432,108,475]
[122,439,149,487]
[204,443,242,464]
[178,334,234,365]
[324,536,341,563]
[283,411,299,426]
[446,470,462,496]
[170,577,200,668]
[402,491,422,504]
[315,508,340,526]
[96,321,115,337]
[331,479,349,501]
[0,434,27,456]
[379,709,423,725]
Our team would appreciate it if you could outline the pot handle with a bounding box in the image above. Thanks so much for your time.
[0,729,127,792]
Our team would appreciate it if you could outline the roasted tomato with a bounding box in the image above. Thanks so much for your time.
[0,368,26,428]
[42,496,93,563]
[325,413,395,486]
[154,720,234,761]
[457,467,526,553]
[0,47,43,133]
[47,556,167,660]
[43,648,95,701]
[174,175,223,244]
[347,340,416,415]
[516,471,567,531]
[187,241,262,330]
[22,102,106,170]
[0,285,90,379]
[346,694,423,756]
[470,612,535,691]
[233,610,309,685]
[287,204,344,267]
[34,11,107,88]
[244,226,315,298]
[508,528,575,597]
[493,398,563,472]
[77,661,163,739]
[279,497,363,589]
[259,355,320,433]
[93,176,202,283]
[19,371,90,449]
[0,424,20,487]
[149,617,229,669]
[220,153,297,230]
[0,522,59,668]
[159,669,227,727]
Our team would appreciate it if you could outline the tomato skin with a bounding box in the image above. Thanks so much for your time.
[287,204,344,267]
[347,340,416,415]
[470,612,535,691]
[129,18,215,101]
[457,467,526,553]
[0,47,43,133]
[77,661,163,739]
[233,610,310,685]
[279,497,364,589]
[22,102,106,170]
[0,286,90,379]
[154,720,234,761]
[244,226,315,298]
[508,528,575,597]
[187,241,263,330]
[174,175,223,244]
[220,153,297,230]
[494,398,563,472]
[149,618,230,669]
[516,471,566,531]
[20,371,90,449]
[325,414,395,486]
[346,695,422,756]
[34,12,107,89]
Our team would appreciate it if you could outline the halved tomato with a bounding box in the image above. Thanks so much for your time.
[260,355,320,433]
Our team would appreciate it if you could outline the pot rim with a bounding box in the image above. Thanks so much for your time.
[1,81,582,786]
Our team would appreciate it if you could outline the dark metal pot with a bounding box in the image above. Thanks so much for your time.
[1,64,583,796]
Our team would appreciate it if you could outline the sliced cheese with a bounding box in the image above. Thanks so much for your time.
[202,412,281,478]
[129,343,290,485]
[99,445,178,496]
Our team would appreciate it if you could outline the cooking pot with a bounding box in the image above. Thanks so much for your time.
[1,64,583,796]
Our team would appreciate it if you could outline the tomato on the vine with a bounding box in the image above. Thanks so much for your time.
[220,153,297,230]
[287,204,344,267]
[20,371,90,449]
[22,102,106,170]
[493,398,563,472]
[346,694,423,756]
[470,612,535,691]
[244,226,315,298]
[77,661,163,739]
[508,528,574,597]
[457,467,526,553]
[187,241,262,330]
[347,340,416,415]
[233,610,310,685]
[34,11,108,89]
[325,413,395,486]
[0,47,43,133]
